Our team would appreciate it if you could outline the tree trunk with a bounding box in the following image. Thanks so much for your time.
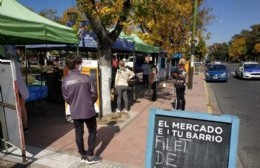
[98,47,112,117]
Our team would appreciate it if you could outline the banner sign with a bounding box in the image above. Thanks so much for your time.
[145,109,240,168]
[81,59,100,113]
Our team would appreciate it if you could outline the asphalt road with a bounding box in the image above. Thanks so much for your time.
[208,63,260,168]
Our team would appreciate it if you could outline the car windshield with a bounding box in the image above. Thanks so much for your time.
[244,64,260,69]
[208,64,227,71]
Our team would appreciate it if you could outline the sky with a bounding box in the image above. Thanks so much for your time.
[18,0,260,46]
[204,0,260,45]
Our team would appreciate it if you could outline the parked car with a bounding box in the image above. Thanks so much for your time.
[205,64,228,82]
[125,56,134,69]
[235,61,260,79]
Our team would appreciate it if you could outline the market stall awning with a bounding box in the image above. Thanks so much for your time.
[78,32,134,52]
[112,38,134,52]
[119,32,159,53]
[172,52,182,59]
[0,0,78,45]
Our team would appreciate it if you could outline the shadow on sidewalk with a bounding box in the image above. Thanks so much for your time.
[95,121,120,156]
[24,101,75,156]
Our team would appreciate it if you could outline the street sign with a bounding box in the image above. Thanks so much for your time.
[188,36,199,46]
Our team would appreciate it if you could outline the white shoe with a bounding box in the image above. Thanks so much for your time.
[85,155,102,165]
[115,109,121,113]
[122,108,128,113]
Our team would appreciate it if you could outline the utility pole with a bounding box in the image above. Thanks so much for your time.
[188,0,198,89]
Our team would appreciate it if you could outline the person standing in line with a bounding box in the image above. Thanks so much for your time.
[172,58,187,110]
[111,55,119,87]
[150,65,158,101]
[141,56,150,87]
[13,50,30,133]
[38,51,45,68]
[115,60,135,113]
[62,55,101,164]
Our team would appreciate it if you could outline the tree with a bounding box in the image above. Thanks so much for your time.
[74,0,132,116]
[208,42,229,62]
[254,43,260,61]
[247,24,260,59]
[73,0,211,115]
[254,43,260,53]
[227,24,260,61]
[195,36,207,61]
[39,8,61,23]
[131,0,211,56]
[228,37,247,61]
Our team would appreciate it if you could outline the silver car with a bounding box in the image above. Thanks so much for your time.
[235,61,260,79]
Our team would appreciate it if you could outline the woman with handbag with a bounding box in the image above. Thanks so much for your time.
[115,60,135,113]
[172,58,187,110]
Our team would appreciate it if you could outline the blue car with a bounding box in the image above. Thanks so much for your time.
[205,64,228,82]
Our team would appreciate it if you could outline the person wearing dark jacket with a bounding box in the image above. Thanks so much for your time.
[62,55,101,165]
[149,65,158,101]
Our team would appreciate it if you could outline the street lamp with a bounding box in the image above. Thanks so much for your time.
[187,0,198,90]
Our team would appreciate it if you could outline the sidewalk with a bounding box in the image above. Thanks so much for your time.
[0,74,211,168]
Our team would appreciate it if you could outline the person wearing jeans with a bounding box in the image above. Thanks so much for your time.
[175,85,186,110]
[141,59,150,87]
[172,58,187,110]
[62,55,101,165]
[115,60,135,113]
[115,85,129,112]
[73,117,97,157]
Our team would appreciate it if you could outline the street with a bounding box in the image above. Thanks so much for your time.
[208,63,260,168]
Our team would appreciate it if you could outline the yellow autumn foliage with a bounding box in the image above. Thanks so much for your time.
[254,43,260,53]
[228,37,247,58]
[65,0,210,57]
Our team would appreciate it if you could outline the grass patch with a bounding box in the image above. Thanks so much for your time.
[97,112,130,125]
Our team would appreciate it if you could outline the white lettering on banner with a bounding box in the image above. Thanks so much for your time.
[154,136,191,167]
[156,120,224,143]
[186,132,223,143]
[158,120,170,128]
[155,136,190,152]
[158,128,163,135]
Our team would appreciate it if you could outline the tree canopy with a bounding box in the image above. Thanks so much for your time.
[208,24,260,62]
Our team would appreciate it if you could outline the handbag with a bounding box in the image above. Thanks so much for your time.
[128,78,135,87]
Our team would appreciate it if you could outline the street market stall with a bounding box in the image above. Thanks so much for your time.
[0,0,78,45]
[0,0,78,161]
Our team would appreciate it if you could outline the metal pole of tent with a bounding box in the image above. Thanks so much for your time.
[132,42,136,101]
[77,45,80,57]
[25,48,28,85]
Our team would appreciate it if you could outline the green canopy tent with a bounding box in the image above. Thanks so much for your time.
[0,0,78,45]
[119,32,159,53]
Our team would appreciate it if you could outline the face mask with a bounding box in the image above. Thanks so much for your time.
[78,64,82,72]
